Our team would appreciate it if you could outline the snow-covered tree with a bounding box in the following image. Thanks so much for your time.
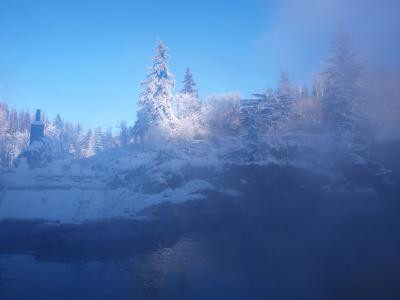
[292,85,321,127]
[312,75,326,100]
[118,121,130,147]
[181,68,198,96]
[277,70,293,98]
[82,129,96,158]
[133,40,177,141]
[93,127,104,153]
[0,102,112,163]
[0,103,9,141]
[102,129,115,150]
[176,68,200,118]
[203,92,241,136]
[175,68,204,138]
[0,103,31,166]
[241,71,296,137]
[47,115,66,156]
[70,124,84,158]
[321,30,371,150]
[0,104,12,166]
[275,70,295,125]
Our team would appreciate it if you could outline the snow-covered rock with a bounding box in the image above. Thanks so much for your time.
[0,134,389,223]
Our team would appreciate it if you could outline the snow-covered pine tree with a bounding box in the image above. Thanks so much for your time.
[175,68,204,138]
[203,93,240,136]
[321,30,370,150]
[118,121,130,147]
[0,103,33,166]
[102,129,114,150]
[176,68,200,118]
[0,103,12,166]
[71,124,84,158]
[275,70,295,125]
[133,40,177,141]
[251,72,294,134]
[181,68,198,96]
[292,85,321,126]
[49,115,66,156]
[63,122,77,155]
[312,75,326,101]
[82,129,96,158]
[93,127,104,153]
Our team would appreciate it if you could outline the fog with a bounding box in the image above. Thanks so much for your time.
[261,0,400,141]
[266,0,400,65]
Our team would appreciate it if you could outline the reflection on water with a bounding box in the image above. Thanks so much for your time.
[133,238,205,299]
[0,236,269,300]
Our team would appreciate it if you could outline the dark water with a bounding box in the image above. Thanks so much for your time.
[1,152,400,300]
[1,206,400,300]
[0,236,271,300]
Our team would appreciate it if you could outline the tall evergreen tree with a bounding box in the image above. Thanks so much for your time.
[175,68,205,138]
[50,115,66,155]
[249,71,295,134]
[118,121,130,147]
[0,103,12,166]
[93,127,104,153]
[275,70,295,123]
[321,30,370,149]
[134,40,176,140]
[181,68,198,97]
[102,129,115,150]
[277,70,293,99]
[71,124,84,158]
[176,68,200,119]
[82,129,96,158]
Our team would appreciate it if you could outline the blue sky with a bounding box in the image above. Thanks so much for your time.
[0,0,399,129]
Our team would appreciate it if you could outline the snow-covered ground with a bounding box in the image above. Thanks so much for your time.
[0,178,214,223]
[0,135,343,223]
[0,141,224,223]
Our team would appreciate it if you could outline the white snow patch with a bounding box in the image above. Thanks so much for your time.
[0,179,214,223]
